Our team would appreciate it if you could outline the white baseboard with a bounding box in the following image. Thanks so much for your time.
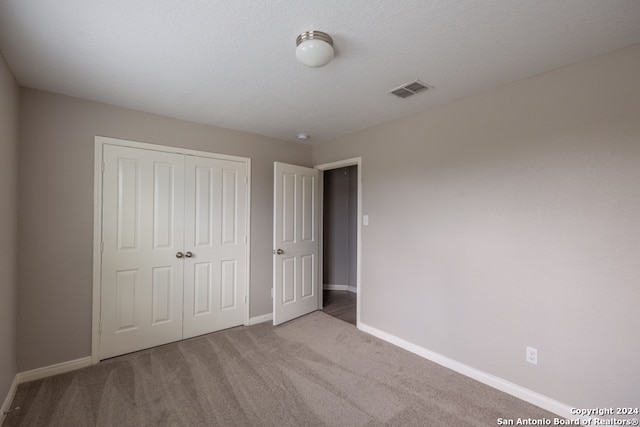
[324,284,358,294]
[324,284,348,291]
[1,375,19,424]
[248,313,273,325]
[2,356,92,423]
[358,322,581,422]
[16,356,92,384]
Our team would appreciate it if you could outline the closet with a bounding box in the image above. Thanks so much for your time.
[98,142,248,359]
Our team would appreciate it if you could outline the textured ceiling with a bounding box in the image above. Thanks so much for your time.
[1,1,640,143]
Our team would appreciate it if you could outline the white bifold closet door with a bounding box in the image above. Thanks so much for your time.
[100,145,246,359]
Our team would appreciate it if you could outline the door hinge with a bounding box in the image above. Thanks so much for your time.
[271,288,274,299]
[101,161,105,173]
[100,241,104,253]
[99,322,102,333]
[244,294,247,304]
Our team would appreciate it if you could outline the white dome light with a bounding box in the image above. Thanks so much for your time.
[295,31,334,68]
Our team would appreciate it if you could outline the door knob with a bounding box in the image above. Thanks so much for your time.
[185,251,194,258]
[176,252,184,258]
[273,248,284,255]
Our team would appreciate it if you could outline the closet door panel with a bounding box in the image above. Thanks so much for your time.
[183,156,247,338]
[100,145,185,359]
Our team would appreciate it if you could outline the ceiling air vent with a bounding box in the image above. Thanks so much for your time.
[388,80,432,99]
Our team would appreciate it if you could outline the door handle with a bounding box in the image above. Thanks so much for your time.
[273,248,284,255]
[185,251,194,258]
[176,252,184,258]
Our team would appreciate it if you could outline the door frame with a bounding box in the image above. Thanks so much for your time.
[92,136,251,363]
[315,157,362,327]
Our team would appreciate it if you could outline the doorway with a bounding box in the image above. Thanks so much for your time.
[316,158,362,327]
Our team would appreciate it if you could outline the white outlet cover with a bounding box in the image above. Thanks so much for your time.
[526,346,538,365]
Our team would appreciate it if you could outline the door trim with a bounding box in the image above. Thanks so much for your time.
[92,136,251,363]
[315,157,362,327]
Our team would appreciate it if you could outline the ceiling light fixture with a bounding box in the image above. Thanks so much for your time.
[295,31,334,68]
[297,133,309,141]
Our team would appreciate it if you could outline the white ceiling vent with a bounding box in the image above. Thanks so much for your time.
[388,80,432,98]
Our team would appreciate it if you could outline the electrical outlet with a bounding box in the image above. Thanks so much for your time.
[526,346,538,365]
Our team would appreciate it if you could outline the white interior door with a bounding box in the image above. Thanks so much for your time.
[100,145,185,359]
[183,156,247,338]
[273,162,319,325]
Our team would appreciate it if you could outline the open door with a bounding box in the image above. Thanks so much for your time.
[273,162,319,325]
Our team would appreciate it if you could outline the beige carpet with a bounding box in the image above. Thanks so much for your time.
[4,312,556,426]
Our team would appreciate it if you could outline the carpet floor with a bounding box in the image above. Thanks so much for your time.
[3,312,557,426]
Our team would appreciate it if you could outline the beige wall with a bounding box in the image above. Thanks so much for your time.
[314,44,640,409]
[17,89,311,371]
[0,52,18,402]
